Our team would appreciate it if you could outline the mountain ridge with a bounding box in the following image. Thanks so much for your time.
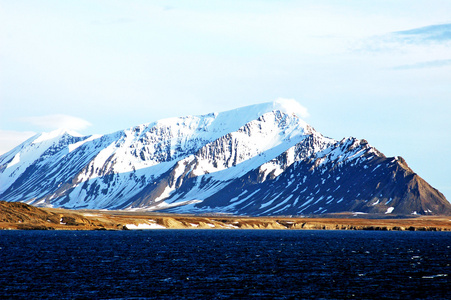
[1,100,450,216]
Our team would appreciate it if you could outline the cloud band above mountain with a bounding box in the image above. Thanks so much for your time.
[20,114,92,131]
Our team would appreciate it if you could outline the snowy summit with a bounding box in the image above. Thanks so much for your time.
[0,100,449,216]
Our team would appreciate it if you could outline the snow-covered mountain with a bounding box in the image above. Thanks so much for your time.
[1,100,450,216]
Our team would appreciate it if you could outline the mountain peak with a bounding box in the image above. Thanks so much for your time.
[219,98,309,121]
[271,98,310,118]
[1,101,449,216]
[32,128,84,144]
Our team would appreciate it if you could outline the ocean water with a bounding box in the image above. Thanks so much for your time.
[0,230,450,299]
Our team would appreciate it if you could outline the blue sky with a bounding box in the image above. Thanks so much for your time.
[1,0,450,201]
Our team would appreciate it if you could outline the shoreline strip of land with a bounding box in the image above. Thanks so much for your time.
[1,201,451,231]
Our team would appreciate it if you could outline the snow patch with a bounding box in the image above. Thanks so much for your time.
[353,212,368,216]
[125,223,166,230]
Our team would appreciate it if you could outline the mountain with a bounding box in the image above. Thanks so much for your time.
[1,100,450,216]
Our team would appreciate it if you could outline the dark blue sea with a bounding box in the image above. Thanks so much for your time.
[0,230,450,299]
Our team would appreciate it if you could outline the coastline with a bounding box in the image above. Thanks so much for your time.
[1,201,451,231]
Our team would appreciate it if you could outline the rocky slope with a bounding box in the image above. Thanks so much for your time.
[1,100,450,216]
[0,201,115,230]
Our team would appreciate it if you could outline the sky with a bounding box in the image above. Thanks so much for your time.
[1,0,450,201]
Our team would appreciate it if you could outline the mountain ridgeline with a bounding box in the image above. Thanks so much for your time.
[1,100,450,216]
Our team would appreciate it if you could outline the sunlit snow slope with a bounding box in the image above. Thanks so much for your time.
[1,100,450,215]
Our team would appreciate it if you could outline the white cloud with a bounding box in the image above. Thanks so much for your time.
[20,114,92,131]
[352,23,451,54]
[274,98,310,118]
[0,130,36,155]
[392,59,451,70]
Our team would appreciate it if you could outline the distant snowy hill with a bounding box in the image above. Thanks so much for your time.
[1,100,450,216]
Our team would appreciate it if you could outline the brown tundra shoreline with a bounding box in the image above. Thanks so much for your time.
[1,201,451,231]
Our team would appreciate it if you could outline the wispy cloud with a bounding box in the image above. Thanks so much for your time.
[394,24,451,43]
[20,114,92,131]
[275,98,310,118]
[392,59,451,70]
[352,23,451,53]
[0,130,36,155]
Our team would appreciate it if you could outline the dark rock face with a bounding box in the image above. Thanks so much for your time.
[185,138,451,216]
[0,102,450,216]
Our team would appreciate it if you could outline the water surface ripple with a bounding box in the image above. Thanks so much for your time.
[0,230,450,299]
